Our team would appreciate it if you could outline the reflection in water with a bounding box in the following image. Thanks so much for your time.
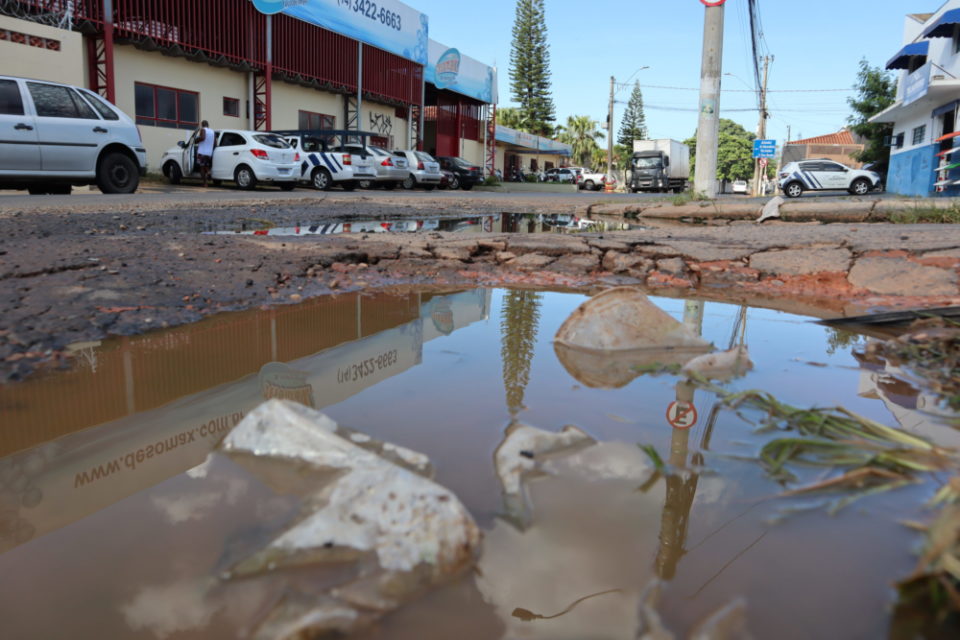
[500,291,543,415]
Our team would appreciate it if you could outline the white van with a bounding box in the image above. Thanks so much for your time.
[0,75,147,194]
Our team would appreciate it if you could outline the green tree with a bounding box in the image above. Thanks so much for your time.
[617,81,647,146]
[556,115,602,167]
[509,0,556,136]
[847,58,896,164]
[500,290,542,415]
[497,107,526,130]
[684,119,756,182]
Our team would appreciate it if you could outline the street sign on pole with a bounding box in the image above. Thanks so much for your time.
[753,139,777,159]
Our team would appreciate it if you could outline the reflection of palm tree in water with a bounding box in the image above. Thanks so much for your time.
[500,290,543,414]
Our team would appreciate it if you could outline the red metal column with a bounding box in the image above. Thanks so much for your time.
[255,15,273,131]
[86,0,115,103]
[486,104,497,176]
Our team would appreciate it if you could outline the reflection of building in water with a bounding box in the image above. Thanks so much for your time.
[0,290,491,553]
[853,350,960,448]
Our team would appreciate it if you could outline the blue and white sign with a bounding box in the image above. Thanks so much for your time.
[251,0,428,65]
[904,62,930,106]
[425,39,495,103]
[753,139,777,159]
[495,125,571,155]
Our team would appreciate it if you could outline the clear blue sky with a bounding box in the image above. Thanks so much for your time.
[412,0,925,144]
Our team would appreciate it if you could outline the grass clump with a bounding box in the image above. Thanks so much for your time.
[891,205,960,224]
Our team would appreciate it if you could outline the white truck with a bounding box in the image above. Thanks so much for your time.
[629,139,690,193]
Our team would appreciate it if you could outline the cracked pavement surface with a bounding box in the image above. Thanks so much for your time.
[1,191,958,380]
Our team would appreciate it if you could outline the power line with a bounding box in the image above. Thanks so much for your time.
[640,84,852,93]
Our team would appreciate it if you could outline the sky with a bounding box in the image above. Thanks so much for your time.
[411,0,930,145]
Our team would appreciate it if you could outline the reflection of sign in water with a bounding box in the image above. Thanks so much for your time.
[259,362,315,408]
[435,47,461,89]
[430,299,454,335]
[482,216,493,232]
[666,401,698,429]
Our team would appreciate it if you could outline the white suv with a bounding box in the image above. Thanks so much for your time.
[778,160,881,198]
[0,75,146,194]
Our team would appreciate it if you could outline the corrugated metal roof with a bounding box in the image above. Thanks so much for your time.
[788,130,856,146]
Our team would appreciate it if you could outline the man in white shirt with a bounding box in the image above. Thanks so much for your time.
[196,120,215,187]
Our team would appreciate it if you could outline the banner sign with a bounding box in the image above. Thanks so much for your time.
[425,39,495,103]
[251,0,429,66]
[752,138,777,159]
[904,62,930,106]
[495,125,572,155]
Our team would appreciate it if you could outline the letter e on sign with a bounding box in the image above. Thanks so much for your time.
[666,401,698,430]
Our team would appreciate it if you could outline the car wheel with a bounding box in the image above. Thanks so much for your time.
[27,186,47,195]
[460,183,473,191]
[163,161,182,185]
[849,178,871,196]
[47,183,71,195]
[279,182,296,191]
[383,181,397,191]
[235,165,257,190]
[423,185,436,191]
[584,180,595,190]
[784,181,804,198]
[97,152,139,194]
[341,181,357,191]
[312,167,332,191]
[358,180,372,189]
[402,175,415,189]
[212,179,222,187]
[449,175,460,190]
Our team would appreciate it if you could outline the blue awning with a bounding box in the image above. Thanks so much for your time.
[922,8,960,38]
[885,41,929,70]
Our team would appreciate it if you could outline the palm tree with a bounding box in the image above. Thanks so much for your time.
[556,115,602,167]
[497,107,529,131]
[500,290,543,415]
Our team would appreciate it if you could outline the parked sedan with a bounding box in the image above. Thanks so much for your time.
[436,156,482,190]
[0,74,146,194]
[161,129,299,190]
[346,144,409,189]
[393,149,441,189]
[731,179,748,194]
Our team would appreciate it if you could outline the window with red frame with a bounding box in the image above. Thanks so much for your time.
[298,109,335,130]
[134,82,199,129]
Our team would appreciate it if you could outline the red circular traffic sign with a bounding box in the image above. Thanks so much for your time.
[666,401,699,430]
[701,0,727,5]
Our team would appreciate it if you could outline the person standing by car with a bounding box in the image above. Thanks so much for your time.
[196,120,215,187]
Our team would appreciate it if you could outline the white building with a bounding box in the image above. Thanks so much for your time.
[872,1,960,196]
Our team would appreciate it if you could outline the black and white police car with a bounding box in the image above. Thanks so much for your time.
[778,159,882,198]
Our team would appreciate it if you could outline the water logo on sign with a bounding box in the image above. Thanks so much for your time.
[435,48,461,89]
[250,0,307,15]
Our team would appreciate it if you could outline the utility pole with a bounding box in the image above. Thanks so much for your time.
[607,75,615,176]
[752,55,771,197]
[693,0,725,198]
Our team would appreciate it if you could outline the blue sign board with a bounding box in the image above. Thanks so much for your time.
[904,62,930,106]
[425,40,496,103]
[753,139,777,159]
[251,0,428,65]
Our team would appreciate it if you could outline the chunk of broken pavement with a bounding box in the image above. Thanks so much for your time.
[219,400,479,638]
[681,345,754,381]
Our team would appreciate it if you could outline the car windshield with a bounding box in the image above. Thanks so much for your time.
[253,134,290,149]
[369,146,390,156]
[452,158,474,167]
[633,157,661,169]
[415,152,435,163]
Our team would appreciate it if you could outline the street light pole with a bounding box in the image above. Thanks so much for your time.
[752,56,771,197]
[607,75,615,177]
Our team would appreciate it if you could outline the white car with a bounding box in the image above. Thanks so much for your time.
[393,149,441,189]
[778,159,881,198]
[161,129,299,190]
[345,144,410,189]
[277,130,377,191]
[731,179,748,194]
[0,74,147,194]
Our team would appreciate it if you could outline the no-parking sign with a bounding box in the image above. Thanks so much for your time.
[700,0,727,6]
[666,401,698,430]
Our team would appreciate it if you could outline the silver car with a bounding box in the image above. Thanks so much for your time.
[345,144,409,189]
[393,150,442,190]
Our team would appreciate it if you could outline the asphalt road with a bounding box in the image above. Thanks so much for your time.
[0,182,894,212]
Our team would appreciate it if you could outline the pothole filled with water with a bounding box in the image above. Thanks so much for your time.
[0,289,957,639]
[201,213,638,236]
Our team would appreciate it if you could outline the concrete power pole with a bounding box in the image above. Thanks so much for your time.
[607,75,615,177]
[693,1,725,198]
[752,55,771,197]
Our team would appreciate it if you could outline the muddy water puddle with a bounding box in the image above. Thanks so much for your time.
[202,213,636,236]
[0,289,957,639]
